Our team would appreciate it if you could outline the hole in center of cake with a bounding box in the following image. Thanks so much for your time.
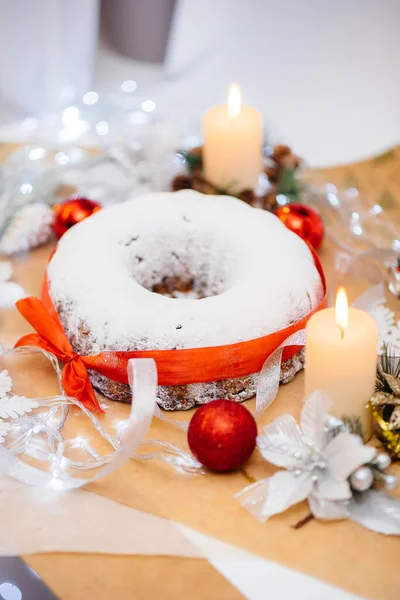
[151,274,205,299]
[142,269,224,299]
[128,234,236,300]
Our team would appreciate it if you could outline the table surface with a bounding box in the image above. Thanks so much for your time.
[0,144,400,600]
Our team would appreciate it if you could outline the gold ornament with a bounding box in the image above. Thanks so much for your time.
[370,346,400,459]
[370,404,400,458]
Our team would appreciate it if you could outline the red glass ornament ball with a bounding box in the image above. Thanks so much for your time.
[274,203,324,250]
[187,399,257,472]
[53,197,101,238]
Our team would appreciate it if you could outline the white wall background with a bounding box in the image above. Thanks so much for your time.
[160,0,400,166]
[0,0,398,169]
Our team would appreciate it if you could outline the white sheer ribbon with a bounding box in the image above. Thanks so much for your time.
[352,282,386,312]
[0,350,157,490]
[152,329,307,434]
[254,329,306,419]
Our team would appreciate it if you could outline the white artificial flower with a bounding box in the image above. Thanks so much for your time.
[236,391,376,522]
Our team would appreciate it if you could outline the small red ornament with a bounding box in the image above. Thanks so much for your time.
[187,399,257,472]
[53,197,101,238]
[274,203,324,250]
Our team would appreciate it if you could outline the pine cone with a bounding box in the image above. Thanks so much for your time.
[188,146,203,159]
[280,153,302,169]
[172,174,194,192]
[182,146,203,171]
[271,145,291,164]
[192,175,217,195]
[191,165,203,178]
[238,189,256,205]
[262,192,278,212]
[264,165,279,183]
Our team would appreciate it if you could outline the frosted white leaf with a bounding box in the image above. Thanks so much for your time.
[0,370,12,398]
[0,395,39,419]
[308,493,349,521]
[0,419,10,443]
[0,262,12,282]
[353,283,400,352]
[349,490,400,535]
[370,304,400,353]
[300,390,331,448]
[257,414,309,468]
[326,433,376,481]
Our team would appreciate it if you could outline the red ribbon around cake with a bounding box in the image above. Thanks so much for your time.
[15,246,326,413]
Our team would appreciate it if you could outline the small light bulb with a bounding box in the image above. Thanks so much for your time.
[82,91,99,105]
[141,100,156,113]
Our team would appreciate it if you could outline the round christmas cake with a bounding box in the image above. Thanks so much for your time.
[47,190,324,409]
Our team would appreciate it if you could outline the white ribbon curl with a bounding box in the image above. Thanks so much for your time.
[0,348,157,490]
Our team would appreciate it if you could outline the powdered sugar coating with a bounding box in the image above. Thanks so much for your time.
[48,190,323,354]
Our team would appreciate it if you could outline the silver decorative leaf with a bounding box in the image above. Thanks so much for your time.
[300,390,331,448]
[261,471,313,519]
[257,414,309,469]
[315,472,352,501]
[235,479,271,523]
[349,490,400,535]
[308,493,350,521]
[235,471,313,523]
[325,433,376,481]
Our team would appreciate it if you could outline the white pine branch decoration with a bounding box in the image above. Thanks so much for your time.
[0,395,39,419]
[0,370,12,398]
[0,419,10,442]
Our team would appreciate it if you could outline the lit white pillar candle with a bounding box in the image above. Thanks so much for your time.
[203,84,263,193]
[305,288,379,439]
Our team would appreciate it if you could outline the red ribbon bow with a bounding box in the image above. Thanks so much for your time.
[15,296,102,412]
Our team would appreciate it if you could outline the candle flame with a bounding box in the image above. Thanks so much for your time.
[335,287,348,338]
[228,83,241,119]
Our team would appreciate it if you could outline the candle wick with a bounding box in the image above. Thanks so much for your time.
[338,325,345,339]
